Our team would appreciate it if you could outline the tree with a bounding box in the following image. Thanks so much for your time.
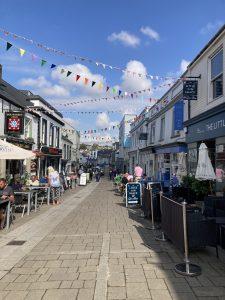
[80,143,87,151]
[91,143,99,151]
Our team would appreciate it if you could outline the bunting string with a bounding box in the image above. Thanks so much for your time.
[0,37,158,97]
[26,108,123,114]
[0,27,180,81]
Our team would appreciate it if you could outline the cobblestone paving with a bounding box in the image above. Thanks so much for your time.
[0,179,225,299]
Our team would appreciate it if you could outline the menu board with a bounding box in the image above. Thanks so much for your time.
[183,80,198,101]
[126,183,142,207]
[79,173,87,186]
[147,182,162,220]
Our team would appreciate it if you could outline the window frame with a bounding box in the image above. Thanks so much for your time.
[159,116,165,141]
[210,48,223,100]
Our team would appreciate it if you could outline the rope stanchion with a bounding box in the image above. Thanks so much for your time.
[146,187,160,230]
[175,200,201,277]
[155,191,167,241]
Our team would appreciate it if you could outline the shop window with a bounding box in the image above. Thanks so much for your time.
[216,144,225,193]
[188,148,198,175]
[63,144,67,159]
[24,117,32,139]
[160,117,165,140]
[211,49,223,99]
[150,123,155,143]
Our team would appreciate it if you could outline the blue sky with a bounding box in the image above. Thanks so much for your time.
[0,0,224,143]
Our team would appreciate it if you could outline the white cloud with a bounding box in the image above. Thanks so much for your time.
[107,31,140,47]
[19,76,70,97]
[63,117,80,128]
[140,26,160,41]
[200,21,223,35]
[96,112,110,128]
[121,60,152,92]
[179,59,190,74]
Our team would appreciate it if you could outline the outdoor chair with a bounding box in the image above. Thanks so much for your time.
[12,194,28,218]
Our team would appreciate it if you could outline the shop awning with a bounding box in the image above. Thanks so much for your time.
[0,139,35,160]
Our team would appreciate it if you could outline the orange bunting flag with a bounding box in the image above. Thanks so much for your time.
[19,48,25,56]
[84,78,89,85]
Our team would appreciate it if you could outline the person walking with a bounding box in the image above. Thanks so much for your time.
[48,167,61,205]
[134,164,143,182]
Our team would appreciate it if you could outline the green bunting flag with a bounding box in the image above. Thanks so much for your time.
[67,71,72,77]
[41,59,47,66]
[6,42,12,51]
[112,87,116,93]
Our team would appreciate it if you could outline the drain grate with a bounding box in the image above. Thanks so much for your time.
[7,240,26,246]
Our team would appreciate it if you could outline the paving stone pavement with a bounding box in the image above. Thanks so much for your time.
[0,179,225,299]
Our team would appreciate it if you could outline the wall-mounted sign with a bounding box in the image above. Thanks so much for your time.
[139,133,148,140]
[186,111,225,143]
[126,183,142,207]
[41,146,62,156]
[4,111,24,135]
[183,80,198,100]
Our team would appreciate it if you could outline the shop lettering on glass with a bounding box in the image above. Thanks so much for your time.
[183,80,198,101]
[4,112,24,135]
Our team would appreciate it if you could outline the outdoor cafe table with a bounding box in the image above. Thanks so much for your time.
[0,199,10,230]
[14,189,39,216]
[29,186,51,205]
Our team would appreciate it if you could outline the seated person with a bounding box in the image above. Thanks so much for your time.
[11,176,23,191]
[26,175,40,187]
[0,178,14,229]
[39,176,48,184]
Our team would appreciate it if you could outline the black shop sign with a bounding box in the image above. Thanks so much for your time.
[183,80,198,101]
[126,183,142,207]
[41,146,62,156]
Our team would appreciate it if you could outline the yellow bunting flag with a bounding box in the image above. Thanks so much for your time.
[98,82,103,90]
[19,48,26,56]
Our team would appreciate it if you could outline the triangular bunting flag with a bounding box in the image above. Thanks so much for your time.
[41,60,47,67]
[92,81,96,87]
[6,42,12,51]
[51,64,56,68]
[98,82,103,89]
[19,48,26,57]
[106,86,110,92]
[67,71,72,77]
[84,78,89,85]
[61,69,65,74]
[118,90,122,96]
[76,75,80,81]
[112,88,116,93]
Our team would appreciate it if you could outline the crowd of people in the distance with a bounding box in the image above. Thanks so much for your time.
[110,164,151,194]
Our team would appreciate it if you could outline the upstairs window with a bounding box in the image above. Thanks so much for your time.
[150,123,155,143]
[41,119,47,145]
[49,123,54,147]
[211,49,223,99]
[160,117,165,140]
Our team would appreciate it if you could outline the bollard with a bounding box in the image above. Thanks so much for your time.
[155,191,167,241]
[175,201,201,277]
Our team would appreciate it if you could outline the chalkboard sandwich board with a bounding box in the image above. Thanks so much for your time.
[126,183,142,207]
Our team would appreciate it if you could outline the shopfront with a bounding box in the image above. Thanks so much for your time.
[39,146,62,176]
[185,104,225,194]
[155,144,187,187]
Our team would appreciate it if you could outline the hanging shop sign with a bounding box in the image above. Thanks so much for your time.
[126,183,142,207]
[4,111,24,135]
[183,80,198,101]
[41,146,62,156]
[139,133,148,140]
